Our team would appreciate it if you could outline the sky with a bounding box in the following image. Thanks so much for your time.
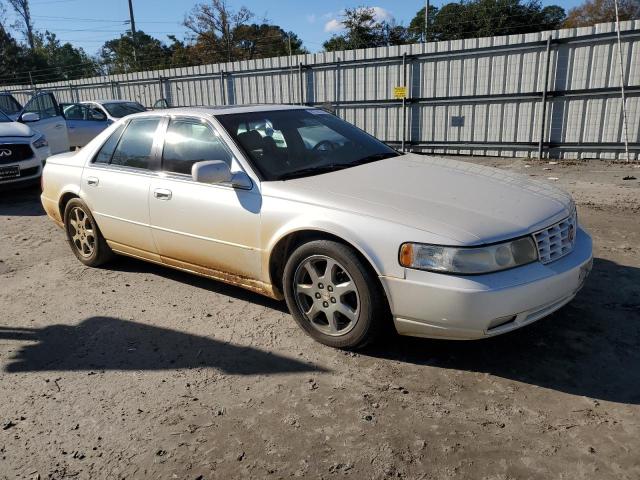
[5,0,586,55]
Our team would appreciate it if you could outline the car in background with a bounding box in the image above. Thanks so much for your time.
[61,103,110,150]
[0,109,50,188]
[0,92,24,120]
[15,92,70,155]
[40,105,592,349]
[80,100,146,123]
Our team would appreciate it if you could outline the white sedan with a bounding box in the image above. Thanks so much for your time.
[40,105,592,349]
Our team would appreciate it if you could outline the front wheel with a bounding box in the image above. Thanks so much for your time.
[64,198,114,267]
[282,240,387,349]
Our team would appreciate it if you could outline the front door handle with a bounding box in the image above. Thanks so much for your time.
[153,188,172,200]
[55,124,65,129]
[86,176,99,186]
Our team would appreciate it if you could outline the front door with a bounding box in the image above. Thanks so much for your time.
[148,117,262,279]
[81,117,163,258]
[63,103,109,148]
[20,93,69,154]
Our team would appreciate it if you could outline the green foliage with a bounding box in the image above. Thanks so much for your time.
[408,0,567,43]
[100,30,172,74]
[184,1,307,63]
[323,7,409,51]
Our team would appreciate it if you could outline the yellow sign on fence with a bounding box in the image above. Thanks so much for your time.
[393,86,408,99]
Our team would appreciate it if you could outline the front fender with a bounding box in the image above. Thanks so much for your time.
[260,198,421,283]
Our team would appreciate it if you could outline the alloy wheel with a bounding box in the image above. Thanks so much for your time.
[293,255,360,336]
[68,206,96,258]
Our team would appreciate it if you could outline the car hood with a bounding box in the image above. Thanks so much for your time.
[0,121,34,138]
[263,154,574,245]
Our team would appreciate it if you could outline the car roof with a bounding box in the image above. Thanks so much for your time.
[115,104,311,118]
[80,100,144,105]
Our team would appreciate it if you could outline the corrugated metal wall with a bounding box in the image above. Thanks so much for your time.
[5,21,639,159]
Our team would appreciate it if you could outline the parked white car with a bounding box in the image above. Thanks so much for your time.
[14,92,70,155]
[40,106,592,348]
[0,109,50,187]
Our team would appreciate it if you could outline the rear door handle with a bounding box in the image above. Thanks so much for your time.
[86,176,99,186]
[55,124,65,129]
[153,188,172,200]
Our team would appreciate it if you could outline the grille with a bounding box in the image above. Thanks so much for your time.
[533,211,577,264]
[0,143,34,164]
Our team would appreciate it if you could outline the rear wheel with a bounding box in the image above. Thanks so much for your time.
[283,240,387,349]
[64,198,114,267]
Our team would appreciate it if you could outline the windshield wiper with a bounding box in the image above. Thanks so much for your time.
[277,164,351,181]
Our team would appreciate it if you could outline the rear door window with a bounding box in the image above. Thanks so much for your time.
[93,125,125,164]
[110,118,160,170]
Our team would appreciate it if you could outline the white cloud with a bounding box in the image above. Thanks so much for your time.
[323,7,395,33]
[371,6,393,23]
[324,18,343,33]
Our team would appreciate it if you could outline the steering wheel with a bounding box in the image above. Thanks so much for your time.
[312,140,336,152]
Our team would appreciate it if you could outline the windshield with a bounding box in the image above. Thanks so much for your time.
[0,110,11,122]
[102,102,146,118]
[0,94,22,116]
[216,109,399,180]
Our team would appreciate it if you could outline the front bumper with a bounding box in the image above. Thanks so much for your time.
[0,146,49,187]
[382,227,593,340]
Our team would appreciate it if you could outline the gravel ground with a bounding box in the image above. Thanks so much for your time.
[0,158,639,480]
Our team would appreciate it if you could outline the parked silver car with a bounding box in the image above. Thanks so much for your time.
[40,105,592,348]
[79,100,146,123]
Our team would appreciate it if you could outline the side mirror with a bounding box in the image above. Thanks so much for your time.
[192,160,232,184]
[191,161,252,189]
[21,112,40,123]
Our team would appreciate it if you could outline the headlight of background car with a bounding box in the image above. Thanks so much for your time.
[399,237,538,274]
[32,135,48,149]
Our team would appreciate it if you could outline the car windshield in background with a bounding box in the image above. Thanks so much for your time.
[216,109,399,180]
[0,95,22,116]
[0,111,11,122]
[102,102,146,118]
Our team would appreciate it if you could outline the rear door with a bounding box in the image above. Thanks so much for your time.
[81,117,163,258]
[20,92,69,154]
[63,103,109,148]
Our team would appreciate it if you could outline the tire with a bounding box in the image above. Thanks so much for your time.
[282,240,387,349]
[63,198,114,267]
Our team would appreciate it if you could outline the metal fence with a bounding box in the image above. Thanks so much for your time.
[4,20,640,160]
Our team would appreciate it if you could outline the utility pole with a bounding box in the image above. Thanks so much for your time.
[424,0,430,43]
[127,0,137,67]
[127,0,136,35]
[288,34,294,103]
[614,0,630,162]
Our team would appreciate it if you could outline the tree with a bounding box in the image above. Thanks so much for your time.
[33,31,100,80]
[563,0,640,27]
[100,30,171,74]
[0,24,25,84]
[407,4,440,42]
[407,0,566,42]
[323,7,409,51]
[184,0,253,62]
[7,0,35,50]
[184,0,306,63]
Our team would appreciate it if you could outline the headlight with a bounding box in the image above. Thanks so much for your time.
[399,237,538,274]
[33,135,48,149]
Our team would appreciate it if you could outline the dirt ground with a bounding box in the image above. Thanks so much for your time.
[0,157,639,480]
